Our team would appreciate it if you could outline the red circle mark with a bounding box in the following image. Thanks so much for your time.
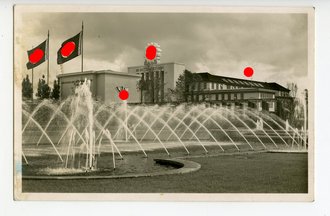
[146,45,157,60]
[118,89,129,100]
[244,67,254,77]
[29,48,44,64]
[61,41,76,58]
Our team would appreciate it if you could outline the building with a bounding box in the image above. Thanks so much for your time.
[57,70,141,103]
[186,72,293,114]
[56,66,293,118]
[128,62,185,103]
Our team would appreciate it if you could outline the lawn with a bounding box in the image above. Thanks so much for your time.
[22,152,308,193]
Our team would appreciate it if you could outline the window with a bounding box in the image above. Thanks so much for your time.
[211,94,216,100]
[212,82,215,89]
[224,94,228,100]
[203,82,207,90]
[195,83,199,91]
[269,102,274,108]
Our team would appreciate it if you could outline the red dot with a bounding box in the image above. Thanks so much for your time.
[29,48,44,64]
[244,67,254,77]
[145,45,157,60]
[61,41,76,58]
[118,89,129,100]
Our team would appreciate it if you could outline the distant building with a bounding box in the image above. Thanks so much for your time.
[186,72,293,114]
[56,65,293,118]
[57,70,141,103]
[128,62,185,103]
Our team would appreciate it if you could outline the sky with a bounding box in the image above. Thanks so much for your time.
[14,11,309,97]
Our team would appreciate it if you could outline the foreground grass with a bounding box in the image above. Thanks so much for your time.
[22,152,307,193]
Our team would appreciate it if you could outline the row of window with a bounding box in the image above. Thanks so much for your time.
[135,66,165,73]
[140,71,165,80]
[260,93,275,99]
[278,91,289,97]
[189,82,246,91]
[188,93,244,102]
[190,81,264,90]
[188,93,280,102]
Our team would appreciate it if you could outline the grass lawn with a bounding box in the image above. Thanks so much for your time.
[22,151,308,193]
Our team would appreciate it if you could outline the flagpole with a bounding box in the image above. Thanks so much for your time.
[31,47,34,103]
[31,46,34,103]
[81,21,84,73]
[47,30,50,85]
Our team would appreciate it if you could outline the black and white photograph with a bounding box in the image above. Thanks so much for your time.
[13,5,314,201]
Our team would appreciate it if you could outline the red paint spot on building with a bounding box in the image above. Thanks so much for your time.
[146,45,157,60]
[244,67,254,77]
[118,89,129,100]
[29,48,44,64]
[61,41,76,58]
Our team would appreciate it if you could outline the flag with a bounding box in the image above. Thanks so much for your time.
[26,40,47,70]
[57,32,82,64]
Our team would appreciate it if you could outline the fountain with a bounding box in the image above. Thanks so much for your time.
[256,118,264,130]
[21,79,308,177]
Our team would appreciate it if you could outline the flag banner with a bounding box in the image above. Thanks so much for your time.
[57,32,81,64]
[26,40,47,70]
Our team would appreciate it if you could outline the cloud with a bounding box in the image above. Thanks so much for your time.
[15,11,308,90]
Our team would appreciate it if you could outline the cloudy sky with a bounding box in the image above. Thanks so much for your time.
[15,11,309,94]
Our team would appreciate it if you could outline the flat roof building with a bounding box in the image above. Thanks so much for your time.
[57,70,141,104]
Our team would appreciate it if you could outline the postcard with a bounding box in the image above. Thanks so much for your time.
[14,5,314,201]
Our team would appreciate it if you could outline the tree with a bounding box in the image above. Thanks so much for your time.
[174,70,201,102]
[281,82,304,128]
[51,79,60,100]
[36,75,51,99]
[144,61,155,103]
[137,74,147,104]
[22,74,33,100]
[287,83,298,97]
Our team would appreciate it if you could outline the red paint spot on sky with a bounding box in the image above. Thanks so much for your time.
[145,45,157,60]
[118,89,129,100]
[244,67,254,77]
[29,48,44,64]
[61,41,76,58]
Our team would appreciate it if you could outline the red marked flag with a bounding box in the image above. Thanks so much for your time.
[57,32,82,64]
[26,40,47,70]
